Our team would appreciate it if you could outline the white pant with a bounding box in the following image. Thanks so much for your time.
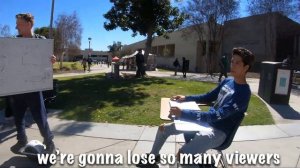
[150,122,226,155]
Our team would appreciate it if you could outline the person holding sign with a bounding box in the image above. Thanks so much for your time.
[9,13,56,154]
[137,47,255,167]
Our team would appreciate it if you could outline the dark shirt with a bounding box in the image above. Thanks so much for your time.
[135,53,144,65]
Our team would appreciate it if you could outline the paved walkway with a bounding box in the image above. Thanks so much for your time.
[1,64,300,167]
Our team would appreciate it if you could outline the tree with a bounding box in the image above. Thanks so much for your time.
[247,0,296,17]
[34,27,64,58]
[0,24,11,37]
[182,0,239,74]
[34,27,50,38]
[104,0,185,69]
[55,12,82,69]
[108,41,123,56]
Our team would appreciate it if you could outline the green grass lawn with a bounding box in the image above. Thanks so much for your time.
[47,74,274,126]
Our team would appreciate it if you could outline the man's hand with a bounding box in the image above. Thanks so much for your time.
[169,107,182,118]
[50,55,56,64]
[171,95,185,102]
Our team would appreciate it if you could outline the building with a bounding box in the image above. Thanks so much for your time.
[122,25,208,72]
[122,12,300,72]
[72,49,111,62]
[222,12,300,72]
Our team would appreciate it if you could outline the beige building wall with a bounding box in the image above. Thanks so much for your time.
[123,13,300,73]
[122,27,207,72]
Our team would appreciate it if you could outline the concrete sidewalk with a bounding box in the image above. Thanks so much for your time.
[1,64,300,167]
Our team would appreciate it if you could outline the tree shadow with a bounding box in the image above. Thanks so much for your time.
[270,104,300,120]
[51,122,93,135]
[291,87,300,96]
[0,127,16,143]
[48,75,174,123]
[0,155,51,168]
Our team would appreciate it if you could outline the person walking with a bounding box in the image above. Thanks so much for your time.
[173,58,180,76]
[218,54,228,82]
[10,13,56,154]
[82,58,87,72]
[182,57,188,78]
[87,57,92,72]
[135,49,145,78]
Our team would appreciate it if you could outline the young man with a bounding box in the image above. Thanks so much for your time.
[137,47,255,167]
[10,13,56,154]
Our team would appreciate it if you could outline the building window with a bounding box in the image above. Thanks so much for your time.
[164,44,175,57]
[158,45,165,57]
[151,46,157,55]
[156,44,175,57]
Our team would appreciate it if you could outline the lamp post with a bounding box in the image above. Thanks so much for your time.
[88,37,92,58]
[87,37,92,71]
[49,0,55,39]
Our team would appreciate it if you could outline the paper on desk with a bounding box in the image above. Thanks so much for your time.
[174,119,213,136]
[169,101,201,111]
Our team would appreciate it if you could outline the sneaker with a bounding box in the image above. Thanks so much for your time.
[45,141,56,154]
[136,154,160,168]
[10,140,28,154]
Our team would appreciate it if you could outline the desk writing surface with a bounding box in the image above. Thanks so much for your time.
[174,119,213,134]
[160,98,172,120]
[160,98,201,120]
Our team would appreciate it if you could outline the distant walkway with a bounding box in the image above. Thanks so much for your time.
[53,63,111,78]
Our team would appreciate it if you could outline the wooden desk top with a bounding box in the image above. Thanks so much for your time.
[160,98,172,120]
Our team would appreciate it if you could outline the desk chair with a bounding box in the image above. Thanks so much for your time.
[213,113,244,168]
[183,113,245,168]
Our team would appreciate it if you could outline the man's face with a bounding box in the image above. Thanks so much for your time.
[16,18,32,36]
[230,54,249,78]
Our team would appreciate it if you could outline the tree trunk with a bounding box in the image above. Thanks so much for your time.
[59,51,64,70]
[144,31,153,72]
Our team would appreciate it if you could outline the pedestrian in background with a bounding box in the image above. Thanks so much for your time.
[173,58,180,76]
[135,49,145,78]
[87,57,92,72]
[82,58,87,72]
[182,57,188,78]
[218,54,228,82]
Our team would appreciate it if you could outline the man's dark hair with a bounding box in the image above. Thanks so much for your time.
[16,13,34,25]
[232,47,255,70]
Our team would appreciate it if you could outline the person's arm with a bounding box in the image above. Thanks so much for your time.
[184,79,227,104]
[181,89,250,123]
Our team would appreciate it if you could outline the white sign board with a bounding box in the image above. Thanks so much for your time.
[0,37,53,96]
[275,69,291,95]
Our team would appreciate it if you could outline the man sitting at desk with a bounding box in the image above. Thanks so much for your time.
[137,47,255,167]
